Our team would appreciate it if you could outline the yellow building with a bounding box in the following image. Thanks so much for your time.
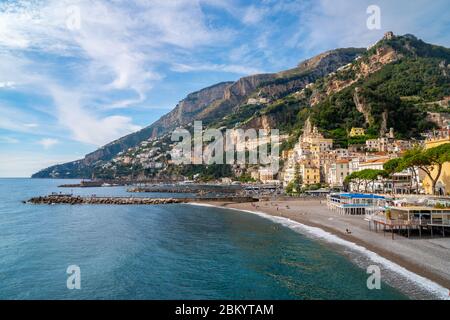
[422,136,450,195]
[301,165,320,186]
[349,127,365,137]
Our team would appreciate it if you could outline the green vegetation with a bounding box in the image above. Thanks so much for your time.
[237,173,256,183]
[308,35,450,143]
[310,57,444,143]
[383,144,450,195]
[214,103,264,128]
[285,163,302,195]
[177,164,233,182]
[344,169,388,192]
[348,134,377,145]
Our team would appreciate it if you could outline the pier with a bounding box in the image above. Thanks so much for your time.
[26,195,258,205]
[366,206,450,239]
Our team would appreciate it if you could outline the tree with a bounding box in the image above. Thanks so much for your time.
[345,169,387,193]
[397,148,422,194]
[383,158,402,194]
[359,169,387,193]
[412,143,450,195]
[286,163,302,195]
[345,171,364,192]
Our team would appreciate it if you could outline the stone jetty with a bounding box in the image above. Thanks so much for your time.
[26,195,258,205]
[27,195,184,205]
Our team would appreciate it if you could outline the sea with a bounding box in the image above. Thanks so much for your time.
[0,178,444,299]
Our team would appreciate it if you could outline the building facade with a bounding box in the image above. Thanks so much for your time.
[422,134,450,195]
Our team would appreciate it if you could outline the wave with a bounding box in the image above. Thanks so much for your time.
[188,203,449,300]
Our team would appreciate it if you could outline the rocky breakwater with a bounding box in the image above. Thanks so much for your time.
[27,195,185,205]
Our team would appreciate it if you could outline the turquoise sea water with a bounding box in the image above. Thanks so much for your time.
[0,179,408,299]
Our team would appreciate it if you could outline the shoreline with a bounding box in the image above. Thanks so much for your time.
[190,200,450,300]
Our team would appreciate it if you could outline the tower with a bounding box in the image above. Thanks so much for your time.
[388,128,394,139]
[384,31,394,40]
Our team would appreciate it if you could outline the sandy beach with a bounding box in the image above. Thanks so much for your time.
[199,199,450,297]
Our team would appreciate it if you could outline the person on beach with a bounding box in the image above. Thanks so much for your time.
[346,228,352,234]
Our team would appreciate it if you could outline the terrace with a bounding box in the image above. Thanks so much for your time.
[366,206,450,239]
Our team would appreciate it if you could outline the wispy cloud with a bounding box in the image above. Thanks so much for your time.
[0,0,237,147]
[49,86,142,146]
[0,136,19,144]
[170,63,262,75]
[24,123,39,128]
[38,138,59,149]
[242,5,266,25]
[0,105,42,134]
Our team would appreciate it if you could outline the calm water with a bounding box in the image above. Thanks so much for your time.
[0,179,407,299]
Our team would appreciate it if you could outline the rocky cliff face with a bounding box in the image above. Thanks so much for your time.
[359,46,399,77]
[150,81,233,137]
[307,32,450,143]
[353,87,372,125]
[223,74,275,100]
[310,49,400,107]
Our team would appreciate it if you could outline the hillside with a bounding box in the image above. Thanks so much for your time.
[32,32,450,179]
[33,48,364,178]
[215,33,450,149]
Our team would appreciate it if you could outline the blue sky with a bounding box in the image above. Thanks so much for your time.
[1,0,450,177]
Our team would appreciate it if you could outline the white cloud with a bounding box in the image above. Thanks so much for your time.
[0,81,15,88]
[24,123,39,128]
[38,138,59,149]
[0,105,42,133]
[0,0,231,100]
[242,6,266,25]
[49,86,141,146]
[0,0,237,150]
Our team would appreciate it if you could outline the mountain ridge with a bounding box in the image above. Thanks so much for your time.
[33,47,364,178]
[33,32,450,179]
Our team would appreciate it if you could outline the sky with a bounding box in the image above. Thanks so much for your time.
[0,0,450,177]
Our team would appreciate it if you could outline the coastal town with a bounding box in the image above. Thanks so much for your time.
[100,113,450,197]
[28,112,450,297]
[35,115,450,238]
